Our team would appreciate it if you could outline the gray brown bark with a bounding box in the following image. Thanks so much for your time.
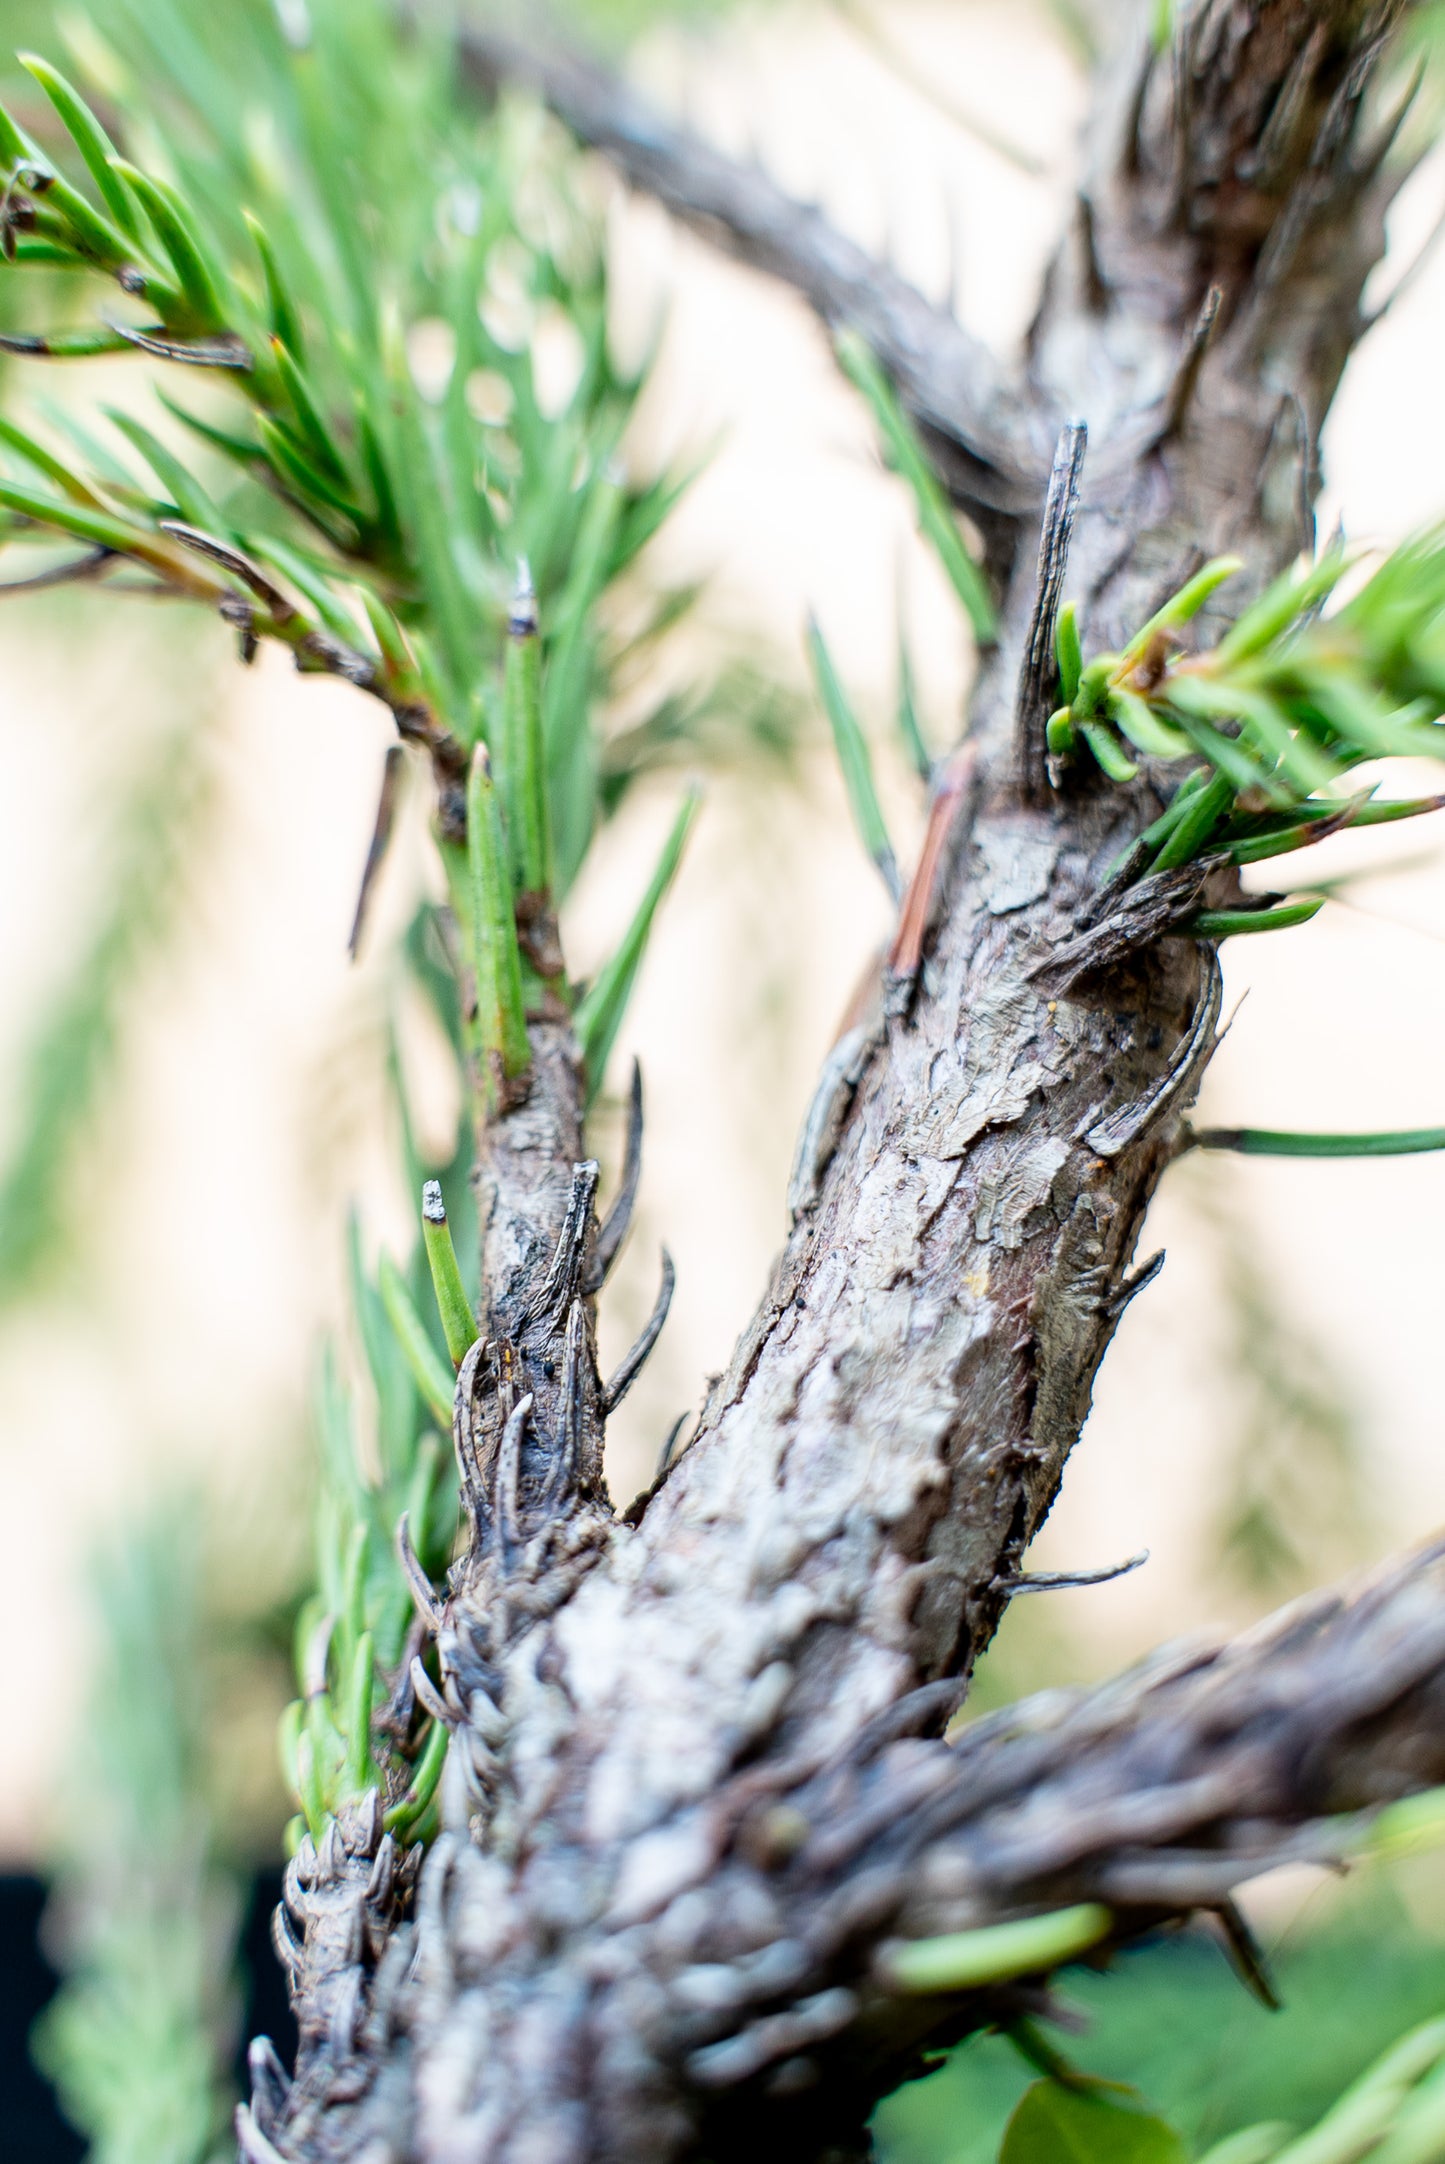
[244,7,1445,2163]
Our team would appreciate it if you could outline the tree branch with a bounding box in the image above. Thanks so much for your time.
[634,1534,1445,2143]
[255,1537,1445,2162]
[447,13,1043,520]
[258,6,1437,2159]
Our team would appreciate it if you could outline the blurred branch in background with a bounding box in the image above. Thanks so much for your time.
[32,1498,242,2164]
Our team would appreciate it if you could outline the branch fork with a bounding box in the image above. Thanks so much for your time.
[245,9,1445,2161]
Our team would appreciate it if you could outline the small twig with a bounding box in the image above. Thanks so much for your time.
[348,744,406,962]
[1242,24,1327,188]
[452,1336,490,1528]
[1028,860,1212,994]
[524,1161,601,1329]
[1103,1249,1167,1322]
[656,1412,691,1480]
[0,328,128,358]
[246,2039,292,2144]
[1014,420,1087,799]
[619,1410,695,1528]
[550,1304,588,1501]
[159,521,297,618]
[495,1392,533,1554]
[163,522,467,823]
[0,545,112,593]
[1075,193,1109,313]
[1210,1897,1282,2010]
[410,1657,456,1731]
[1084,951,1223,1157]
[236,2103,290,2164]
[787,1020,879,1222]
[1159,282,1222,440]
[396,1511,442,1633]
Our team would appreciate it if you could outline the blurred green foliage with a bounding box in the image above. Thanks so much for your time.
[33,1499,241,2164]
[876,1869,1445,2164]
[278,900,470,1850]
[0,0,692,898]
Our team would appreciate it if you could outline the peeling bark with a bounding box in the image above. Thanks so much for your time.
[252,7,1445,2162]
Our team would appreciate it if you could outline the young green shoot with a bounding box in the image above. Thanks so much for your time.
[384,1716,450,1839]
[1368,1785,1445,1862]
[1189,896,1324,938]
[342,1631,378,1797]
[18,53,139,240]
[421,1180,477,1369]
[1055,598,1083,705]
[1260,2020,1445,2164]
[467,744,531,1110]
[1048,532,1445,896]
[895,628,933,783]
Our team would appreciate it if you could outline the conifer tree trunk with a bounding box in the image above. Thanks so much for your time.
[246,7,1445,2161]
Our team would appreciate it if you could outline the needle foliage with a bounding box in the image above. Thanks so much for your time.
[1047,540,1445,886]
[0,0,715,1099]
[33,1502,241,2164]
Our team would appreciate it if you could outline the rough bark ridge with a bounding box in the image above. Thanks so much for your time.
[243,7,1445,2163]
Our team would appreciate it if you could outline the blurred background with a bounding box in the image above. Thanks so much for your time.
[2,2,1445,2159]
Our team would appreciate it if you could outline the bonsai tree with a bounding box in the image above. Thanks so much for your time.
[6,3,1445,2161]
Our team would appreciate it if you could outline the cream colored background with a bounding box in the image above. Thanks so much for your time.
[2,0,1444,1857]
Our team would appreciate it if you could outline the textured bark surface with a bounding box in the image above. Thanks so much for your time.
[242,7,1445,2163]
